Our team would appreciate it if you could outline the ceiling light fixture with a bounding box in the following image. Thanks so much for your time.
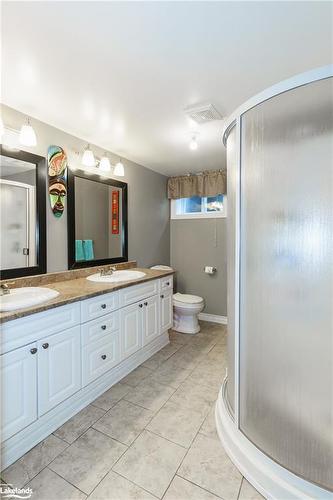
[19,117,37,147]
[82,144,96,167]
[99,153,111,172]
[114,158,124,177]
[189,136,198,151]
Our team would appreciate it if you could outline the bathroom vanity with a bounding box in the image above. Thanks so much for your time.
[0,268,173,469]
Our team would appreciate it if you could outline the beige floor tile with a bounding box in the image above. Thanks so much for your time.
[152,360,193,389]
[178,433,242,499]
[92,382,132,410]
[168,378,217,417]
[88,470,156,500]
[113,430,186,498]
[2,435,68,488]
[124,377,175,412]
[164,475,221,500]
[163,347,205,371]
[26,467,86,500]
[54,405,106,444]
[238,478,265,500]
[49,428,126,494]
[93,399,154,446]
[187,363,225,391]
[147,400,205,448]
[142,342,183,370]
[168,330,193,345]
[120,366,153,388]
[199,407,218,439]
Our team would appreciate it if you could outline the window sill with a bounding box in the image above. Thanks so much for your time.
[170,212,227,220]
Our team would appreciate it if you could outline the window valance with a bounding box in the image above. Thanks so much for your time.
[167,169,227,200]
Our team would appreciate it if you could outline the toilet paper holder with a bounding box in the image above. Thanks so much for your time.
[204,266,217,275]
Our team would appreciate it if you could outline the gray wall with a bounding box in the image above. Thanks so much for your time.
[170,218,227,316]
[1,105,170,272]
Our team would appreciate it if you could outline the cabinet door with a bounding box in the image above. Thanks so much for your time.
[1,343,37,441]
[160,290,173,332]
[38,326,81,416]
[120,302,142,360]
[142,295,160,346]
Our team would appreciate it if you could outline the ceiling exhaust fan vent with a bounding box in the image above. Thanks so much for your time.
[184,103,223,124]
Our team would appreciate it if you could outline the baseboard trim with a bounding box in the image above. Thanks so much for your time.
[198,313,228,325]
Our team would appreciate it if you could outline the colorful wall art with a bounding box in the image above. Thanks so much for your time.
[48,145,67,218]
[111,190,119,234]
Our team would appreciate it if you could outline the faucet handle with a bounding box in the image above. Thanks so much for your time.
[111,266,117,272]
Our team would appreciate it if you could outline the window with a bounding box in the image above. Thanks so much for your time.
[171,194,227,219]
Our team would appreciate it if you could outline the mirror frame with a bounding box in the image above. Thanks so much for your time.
[0,146,47,279]
[67,168,128,269]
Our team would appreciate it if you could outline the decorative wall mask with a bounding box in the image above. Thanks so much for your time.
[48,145,67,218]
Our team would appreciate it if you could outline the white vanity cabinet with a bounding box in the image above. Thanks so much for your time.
[1,275,173,471]
[37,327,81,416]
[1,343,38,441]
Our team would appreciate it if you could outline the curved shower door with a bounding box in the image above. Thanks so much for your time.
[239,77,333,490]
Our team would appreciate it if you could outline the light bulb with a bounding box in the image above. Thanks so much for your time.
[189,137,198,150]
[19,118,37,147]
[99,154,111,172]
[82,144,96,167]
[114,159,124,176]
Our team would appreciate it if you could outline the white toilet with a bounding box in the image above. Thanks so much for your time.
[173,293,205,334]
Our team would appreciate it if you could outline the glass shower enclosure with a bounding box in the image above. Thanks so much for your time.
[217,67,333,499]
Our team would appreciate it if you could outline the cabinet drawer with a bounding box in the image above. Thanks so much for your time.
[82,331,120,387]
[81,311,119,346]
[81,291,119,323]
[119,280,158,307]
[1,302,81,355]
[160,275,173,292]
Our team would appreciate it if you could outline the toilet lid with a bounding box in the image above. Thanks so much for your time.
[173,293,203,304]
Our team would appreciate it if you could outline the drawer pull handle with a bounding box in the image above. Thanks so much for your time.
[166,282,170,286]
[101,304,107,309]
[101,325,107,330]
[42,343,49,349]
[101,354,107,360]
[139,303,143,308]
[30,347,37,355]
[144,302,148,306]
[160,294,164,299]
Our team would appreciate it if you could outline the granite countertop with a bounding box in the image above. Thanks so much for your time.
[0,267,174,324]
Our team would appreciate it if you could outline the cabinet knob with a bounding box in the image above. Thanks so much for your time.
[30,347,37,355]
[101,354,107,360]
[101,304,107,309]
[144,301,148,306]
[139,303,143,308]
[101,325,107,330]
[166,282,170,286]
[42,343,49,349]
[160,294,164,299]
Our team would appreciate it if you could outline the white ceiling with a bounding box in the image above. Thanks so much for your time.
[2,1,332,176]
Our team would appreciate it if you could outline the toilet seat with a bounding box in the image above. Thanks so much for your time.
[173,293,203,306]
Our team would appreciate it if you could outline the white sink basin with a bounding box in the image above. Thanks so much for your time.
[87,270,146,283]
[0,287,60,312]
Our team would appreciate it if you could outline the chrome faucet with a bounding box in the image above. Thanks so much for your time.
[99,266,117,277]
[0,284,11,295]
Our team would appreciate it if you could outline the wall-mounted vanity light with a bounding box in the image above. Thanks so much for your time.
[99,153,111,172]
[81,144,96,167]
[19,117,37,147]
[114,158,124,176]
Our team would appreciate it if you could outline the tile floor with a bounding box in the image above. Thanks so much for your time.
[1,321,264,500]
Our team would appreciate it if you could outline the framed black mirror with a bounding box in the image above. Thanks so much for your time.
[67,168,128,269]
[0,146,47,279]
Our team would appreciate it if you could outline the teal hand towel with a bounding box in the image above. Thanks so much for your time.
[75,240,84,261]
[83,239,94,260]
